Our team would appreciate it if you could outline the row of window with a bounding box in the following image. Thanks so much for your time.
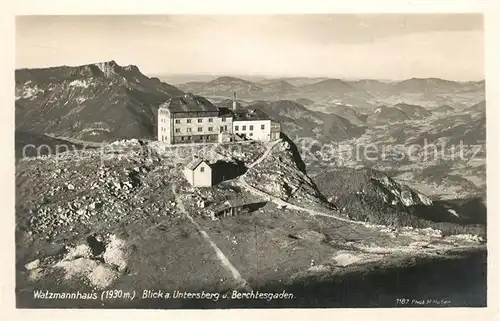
[235,124,265,131]
[165,124,263,133]
[178,136,212,142]
[173,118,226,124]
[174,125,229,133]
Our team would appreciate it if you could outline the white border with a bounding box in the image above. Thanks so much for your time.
[1,1,499,320]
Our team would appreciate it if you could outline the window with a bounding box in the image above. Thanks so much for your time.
[208,127,213,132]
[206,136,210,139]
[221,118,226,122]
[175,128,180,133]
[242,125,246,130]
[261,124,265,130]
[175,119,180,124]
[200,166,204,172]
[198,127,202,132]
[187,128,192,132]
[208,118,213,123]
[235,125,239,131]
[249,133,253,136]
[249,125,254,130]
[181,137,185,141]
[224,125,228,131]
[187,119,192,123]
[198,119,202,123]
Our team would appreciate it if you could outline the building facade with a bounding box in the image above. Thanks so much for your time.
[183,158,213,187]
[158,93,280,144]
[158,94,231,144]
[233,109,281,142]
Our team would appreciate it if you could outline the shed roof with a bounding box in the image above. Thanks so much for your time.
[211,199,267,213]
[185,158,211,171]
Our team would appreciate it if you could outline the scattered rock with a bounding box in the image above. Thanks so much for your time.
[293,230,327,243]
[88,264,120,289]
[332,251,363,267]
[27,268,46,281]
[63,244,93,261]
[307,264,331,273]
[25,259,40,270]
[102,235,128,272]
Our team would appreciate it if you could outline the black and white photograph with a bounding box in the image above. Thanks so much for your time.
[12,13,490,310]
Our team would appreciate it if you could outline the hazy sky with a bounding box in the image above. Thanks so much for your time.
[16,14,484,81]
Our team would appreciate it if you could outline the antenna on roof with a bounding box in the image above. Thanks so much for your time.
[232,92,237,111]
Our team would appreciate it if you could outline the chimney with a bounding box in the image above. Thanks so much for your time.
[232,92,237,111]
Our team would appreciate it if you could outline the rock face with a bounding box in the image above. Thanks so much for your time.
[311,167,482,229]
[314,167,433,210]
[15,60,184,142]
[244,137,332,210]
[46,234,127,289]
[15,139,167,241]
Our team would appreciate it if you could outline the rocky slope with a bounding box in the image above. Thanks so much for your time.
[15,61,184,142]
[244,138,333,211]
[16,137,486,307]
[313,167,485,236]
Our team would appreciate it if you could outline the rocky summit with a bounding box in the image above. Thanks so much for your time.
[15,61,184,142]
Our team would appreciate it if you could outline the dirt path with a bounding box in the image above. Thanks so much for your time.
[239,139,359,225]
[247,139,283,168]
[172,183,252,291]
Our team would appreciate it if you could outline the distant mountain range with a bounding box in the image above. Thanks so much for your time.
[245,100,366,142]
[175,75,485,111]
[15,60,184,142]
[15,61,485,146]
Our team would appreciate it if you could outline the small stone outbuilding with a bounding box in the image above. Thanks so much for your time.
[183,158,213,187]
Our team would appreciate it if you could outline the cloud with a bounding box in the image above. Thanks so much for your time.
[15,14,484,80]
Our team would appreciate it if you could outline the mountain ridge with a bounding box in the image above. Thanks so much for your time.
[15,61,184,142]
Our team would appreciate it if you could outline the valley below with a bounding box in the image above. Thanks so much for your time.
[14,62,487,308]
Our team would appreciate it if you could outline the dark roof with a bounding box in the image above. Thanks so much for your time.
[233,108,271,121]
[217,107,234,118]
[160,93,219,113]
[185,158,211,171]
